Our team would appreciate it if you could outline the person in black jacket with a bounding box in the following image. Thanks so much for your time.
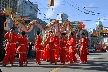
[27,42,34,58]
[0,12,6,62]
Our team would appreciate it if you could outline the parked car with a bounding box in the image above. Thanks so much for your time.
[88,47,95,53]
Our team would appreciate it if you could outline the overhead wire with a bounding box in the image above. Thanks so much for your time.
[33,0,108,22]
[64,0,107,17]
[70,0,107,17]
[63,0,108,22]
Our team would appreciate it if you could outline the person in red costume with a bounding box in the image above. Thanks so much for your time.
[59,33,67,64]
[44,32,50,62]
[34,31,43,65]
[49,31,58,64]
[53,32,59,64]
[2,27,18,66]
[16,31,28,67]
[79,32,88,63]
[67,32,77,63]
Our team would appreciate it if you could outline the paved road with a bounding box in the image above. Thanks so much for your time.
[0,52,108,72]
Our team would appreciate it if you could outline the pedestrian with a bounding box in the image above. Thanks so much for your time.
[34,31,43,65]
[79,32,88,63]
[59,33,67,64]
[67,32,77,63]
[2,27,18,66]
[27,42,34,58]
[16,31,28,66]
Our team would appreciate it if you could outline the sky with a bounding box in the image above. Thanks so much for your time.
[29,0,108,29]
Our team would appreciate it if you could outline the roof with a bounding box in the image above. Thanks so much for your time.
[91,32,99,37]
[100,30,108,34]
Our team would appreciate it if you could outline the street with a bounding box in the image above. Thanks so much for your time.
[0,52,108,72]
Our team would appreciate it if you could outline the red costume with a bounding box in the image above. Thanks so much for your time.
[41,47,46,61]
[49,35,59,64]
[16,36,28,66]
[35,35,43,64]
[3,32,18,65]
[79,37,88,63]
[54,36,59,63]
[60,38,67,64]
[44,35,50,61]
[67,37,77,63]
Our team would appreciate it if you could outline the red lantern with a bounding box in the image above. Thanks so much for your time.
[83,24,85,28]
[80,22,83,25]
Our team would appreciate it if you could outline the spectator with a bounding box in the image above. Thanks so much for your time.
[27,42,34,58]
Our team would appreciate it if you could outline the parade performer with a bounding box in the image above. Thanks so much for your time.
[67,32,77,63]
[79,32,88,63]
[16,31,28,67]
[59,33,67,64]
[44,32,50,61]
[54,34,59,64]
[34,31,43,65]
[2,27,18,66]
[49,31,58,64]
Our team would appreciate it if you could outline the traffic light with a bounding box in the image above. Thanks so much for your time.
[48,0,54,7]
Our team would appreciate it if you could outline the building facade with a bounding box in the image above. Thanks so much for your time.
[56,12,68,23]
[0,0,18,13]
[90,18,108,48]
[71,21,80,30]
[4,0,47,42]
[17,0,38,17]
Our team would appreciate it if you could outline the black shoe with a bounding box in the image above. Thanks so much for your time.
[55,63,57,65]
[46,60,49,62]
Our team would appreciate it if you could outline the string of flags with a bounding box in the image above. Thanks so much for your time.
[34,0,108,21]
[63,0,107,17]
